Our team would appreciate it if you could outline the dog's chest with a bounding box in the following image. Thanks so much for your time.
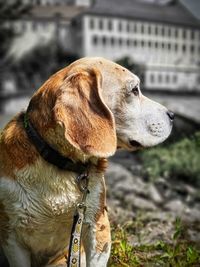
[1,164,104,254]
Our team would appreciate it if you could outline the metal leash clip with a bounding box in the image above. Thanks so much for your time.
[76,173,89,192]
[76,172,90,207]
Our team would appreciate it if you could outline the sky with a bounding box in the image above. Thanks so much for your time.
[179,0,200,20]
[139,0,200,20]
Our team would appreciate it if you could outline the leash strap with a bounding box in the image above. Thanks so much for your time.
[67,174,89,267]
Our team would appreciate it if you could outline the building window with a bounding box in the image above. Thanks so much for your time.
[168,43,171,50]
[127,39,130,46]
[182,44,186,52]
[111,37,115,46]
[175,43,178,51]
[141,40,144,47]
[182,29,186,38]
[134,40,137,47]
[99,19,103,30]
[134,23,137,32]
[191,30,195,39]
[127,22,130,32]
[158,74,162,83]
[173,75,177,83]
[108,20,112,31]
[118,21,122,31]
[102,36,107,45]
[166,75,170,83]
[161,27,164,36]
[150,74,154,83]
[155,42,158,48]
[190,45,194,53]
[148,41,151,48]
[119,38,122,46]
[90,18,94,29]
[92,35,98,45]
[148,25,151,34]
[168,28,171,37]
[175,28,178,38]
[141,24,144,34]
[155,26,158,35]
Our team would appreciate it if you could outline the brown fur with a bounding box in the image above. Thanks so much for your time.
[96,158,108,173]
[0,113,38,176]
[54,68,116,157]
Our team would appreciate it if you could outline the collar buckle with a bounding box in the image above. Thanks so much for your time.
[76,173,89,193]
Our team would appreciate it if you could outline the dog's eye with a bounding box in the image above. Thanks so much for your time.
[131,85,139,96]
[127,81,140,98]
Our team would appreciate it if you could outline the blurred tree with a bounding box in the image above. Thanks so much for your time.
[0,0,30,87]
[11,41,78,91]
[116,56,145,87]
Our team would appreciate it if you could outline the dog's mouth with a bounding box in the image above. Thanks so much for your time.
[117,138,143,150]
[129,140,143,148]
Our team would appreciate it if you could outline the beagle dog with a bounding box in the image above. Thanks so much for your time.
[0,57,173,267]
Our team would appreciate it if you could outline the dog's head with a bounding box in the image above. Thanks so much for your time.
[27,57,173,159]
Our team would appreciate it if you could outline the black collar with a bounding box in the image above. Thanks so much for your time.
[23,113,89,174]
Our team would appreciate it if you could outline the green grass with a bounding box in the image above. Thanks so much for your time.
[140,132,200,184]
[109,218,200,267]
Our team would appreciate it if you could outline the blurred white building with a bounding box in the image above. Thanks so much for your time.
[10,0,200,91]
[71,0,200,91]
[9,0,90,57]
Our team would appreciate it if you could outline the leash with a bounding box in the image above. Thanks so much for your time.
[22,112,90,267]
[67,173,90,267]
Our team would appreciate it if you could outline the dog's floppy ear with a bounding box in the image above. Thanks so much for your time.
[54,68,116,157]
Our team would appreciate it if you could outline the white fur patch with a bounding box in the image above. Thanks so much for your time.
[2,233,31,267]
[0,158,104,261]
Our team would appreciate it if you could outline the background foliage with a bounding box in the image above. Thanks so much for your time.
[141,131,200,184]
[0,0,30,68]
[11,42,78,91]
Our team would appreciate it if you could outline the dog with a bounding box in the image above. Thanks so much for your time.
[0,57,173,267]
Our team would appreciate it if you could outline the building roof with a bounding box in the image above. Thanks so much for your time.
[82,0,200,27]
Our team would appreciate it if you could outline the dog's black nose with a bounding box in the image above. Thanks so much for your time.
[167,110,175,121]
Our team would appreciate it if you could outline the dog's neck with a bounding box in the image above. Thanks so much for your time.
[44,125,108,172]
[26,113,108,173]
[44,124,91,163]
